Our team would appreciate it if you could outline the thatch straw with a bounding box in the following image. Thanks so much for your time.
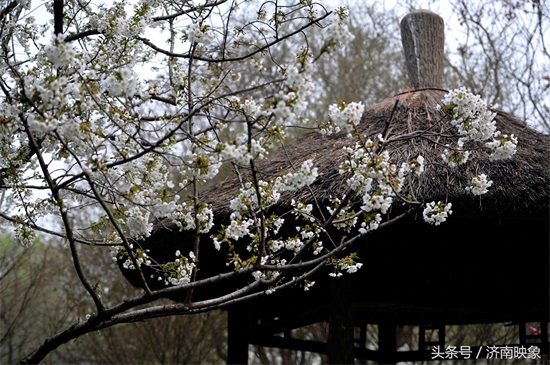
[204,88,549,222]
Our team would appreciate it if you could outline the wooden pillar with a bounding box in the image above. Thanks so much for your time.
[378,323,397,365]
[327,278,355,364]
[227,308,248,365]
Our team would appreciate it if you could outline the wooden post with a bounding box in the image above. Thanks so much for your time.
[327,278,355,364]
[378,323,397,365]
[227,309,248,365]
[400,10,445,88]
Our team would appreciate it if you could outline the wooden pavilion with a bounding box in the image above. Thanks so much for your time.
[121,10,549,364]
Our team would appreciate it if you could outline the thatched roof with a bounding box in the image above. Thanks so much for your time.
[120,10,548,318]
[148,9,548,241]
[205,88,549,222]
[125,87,548,300]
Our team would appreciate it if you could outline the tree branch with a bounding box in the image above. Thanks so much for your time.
[138,11,332,63]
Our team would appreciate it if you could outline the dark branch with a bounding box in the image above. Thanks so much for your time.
[138,11,332,63]
[64,29,103,42]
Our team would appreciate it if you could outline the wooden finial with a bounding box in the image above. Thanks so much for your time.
[400,10,444,89]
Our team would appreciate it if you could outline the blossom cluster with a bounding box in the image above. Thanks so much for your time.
[322,101,365,135]
[465,174,493,196]
[215,159,323,271]
[114,245,196,287]
[170,203,215,234]
[275,160,318,191]
[291,199,315,223]
[328,254,364,277]
[440,87,497,142]
[400,155,425,176]
[185,18,215,45]
[339,137,428,228]
[338,141,393,230]
[440,88,518,165]
[270,62,316,129]
[13,221,37,248]
[486,131,518,160]
[437,88,519,204]
[323,7,355,51]
[43,35,78,68]
[164,251,196,286]
[101,67,140,98]
[441,140,470,167]
[423,201,453,226]
[114,244,150,270]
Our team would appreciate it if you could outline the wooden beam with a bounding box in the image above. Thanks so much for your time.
[247,304,329,336]
[249,335,327,354]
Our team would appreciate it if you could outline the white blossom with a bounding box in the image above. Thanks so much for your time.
[442,140,470,167]
[465,174,493,195]
[125,207,153,238]
[13,222,36,247]
[283,237,304,253]
[252,270,263,281]
[312,241,323,255]
[358,214,382,233]
[229,180,281,219]
[423,201,453,225]
[44,36,78,68]
[225,216,254,240]
[186,18,215,45]
[166,252,196,286]
[412,155,425,175]
[324,101,365,135]
[303,280,315,291]
[324,9,355,49]
[242,99,264,118]
[440,87,496,142]
[101,67,139,98]
[329,257,363,277]
[361,192,393,214]
[275,160,318,191]
[223,138,252,165]
[339,141,401,217]
[170,203,214,234]
[292,199,315,222]
[486,132,518,160]
[345,262,363,274]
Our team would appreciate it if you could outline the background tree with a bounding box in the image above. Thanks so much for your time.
[0,236,84,364]
[445,0,549,132]
[313,2,408,110]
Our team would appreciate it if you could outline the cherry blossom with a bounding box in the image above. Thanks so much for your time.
[465,174,493,196]
[423,201,453,226]
[0,3,524,360]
